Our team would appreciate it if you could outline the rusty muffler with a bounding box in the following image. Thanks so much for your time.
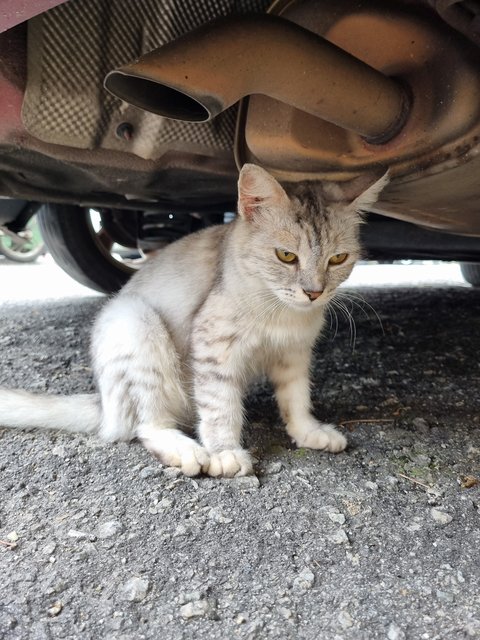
[104,15,411,144]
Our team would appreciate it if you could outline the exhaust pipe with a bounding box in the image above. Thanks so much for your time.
[104,15,411,144]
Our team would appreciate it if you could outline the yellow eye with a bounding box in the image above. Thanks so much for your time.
[275,248,298,263]
[329,253,349,266]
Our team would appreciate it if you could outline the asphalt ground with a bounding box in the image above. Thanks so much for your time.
[0,263,479,640]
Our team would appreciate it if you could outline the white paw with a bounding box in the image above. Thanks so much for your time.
[207,449,253,478]
[292,423,347,453]
[138,426,210,477]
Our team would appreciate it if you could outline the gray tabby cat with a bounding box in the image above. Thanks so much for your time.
[0,164,387,477]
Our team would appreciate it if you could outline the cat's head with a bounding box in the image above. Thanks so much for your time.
[236,163,388,310]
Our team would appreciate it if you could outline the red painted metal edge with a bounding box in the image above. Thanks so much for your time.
[0,0,69,33]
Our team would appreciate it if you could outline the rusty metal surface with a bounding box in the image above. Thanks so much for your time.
[232,0,480,234]
[105,15,411,143]
[238,0,480,177]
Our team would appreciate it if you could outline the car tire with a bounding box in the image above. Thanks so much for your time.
[37,204,135,294]
[460,262,480,287]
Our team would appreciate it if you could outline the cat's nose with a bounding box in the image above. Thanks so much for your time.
[303,289,323,301]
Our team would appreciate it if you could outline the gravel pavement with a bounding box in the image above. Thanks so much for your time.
[0,279,479,639]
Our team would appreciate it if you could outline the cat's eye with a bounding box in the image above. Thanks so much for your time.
[328,253,349,266]
[275,248,298,264]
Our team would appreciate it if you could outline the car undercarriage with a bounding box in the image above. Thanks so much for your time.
[2,0,480,291]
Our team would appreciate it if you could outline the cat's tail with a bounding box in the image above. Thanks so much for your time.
[0,389,100,434]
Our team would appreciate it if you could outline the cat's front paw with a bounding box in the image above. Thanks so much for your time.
[207,448,253,478]
[138,426,210,477]
[291,422,347,453]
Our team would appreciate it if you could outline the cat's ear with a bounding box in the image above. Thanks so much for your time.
[238,164,288,221]
[322,171,389,212]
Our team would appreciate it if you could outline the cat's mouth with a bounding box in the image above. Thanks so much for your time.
[283,296,327,311]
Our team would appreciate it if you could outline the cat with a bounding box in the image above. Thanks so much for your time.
[0,164,387,478]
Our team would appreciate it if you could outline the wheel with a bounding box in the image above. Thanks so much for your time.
[37,204,141,294]
[0,215,46,263]
[460,263,480,287]
[37,204,220,294]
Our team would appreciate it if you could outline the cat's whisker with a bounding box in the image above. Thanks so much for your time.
[337,291,385,335]
[325,304,340,341]
[343,304,357,352]
[260,298,288,327]
[336,291,370,320]
[326,305,333,330]
[332,306,340,340]
[330,298,357,352]
[241,296,284,335]
[243,291,286,319]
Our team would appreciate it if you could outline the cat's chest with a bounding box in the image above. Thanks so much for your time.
[191,296,325,369]
[243,312,324,357]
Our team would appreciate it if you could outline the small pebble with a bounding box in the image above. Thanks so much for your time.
[121,577,150,602]
[412,417,430,433]
[328,529,349,545]
[436,590,454,603]
[460,475,479,489]
[293,567,315,592]
[43,542,56,555]
[139,466,161,479]
[328,512,346,525]
[173,523,188,537]
[387,622,405,640]
[67,529,96,541]
[47,602,63,618]
[163,467,182,479]
[227,475,260,490]
[98,520,124,539]
[0,611,16,630]
[430,508,453,525]
[236,613,248,624]
[179,590,202,605]
[208,508,233,524]
[338,610,353,629]
[158,497,174,510]
[346,551,360,566]
[180,598,217,619]
[6,531,19,542]
[265,462,283,475]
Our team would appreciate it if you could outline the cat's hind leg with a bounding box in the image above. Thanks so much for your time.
[92,295,209,476]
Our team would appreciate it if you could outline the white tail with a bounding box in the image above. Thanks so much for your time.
[0,390,100,434]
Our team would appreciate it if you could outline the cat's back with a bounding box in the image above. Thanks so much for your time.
[121,223,230,330]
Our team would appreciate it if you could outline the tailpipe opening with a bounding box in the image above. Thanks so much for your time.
[105,73,210,122]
